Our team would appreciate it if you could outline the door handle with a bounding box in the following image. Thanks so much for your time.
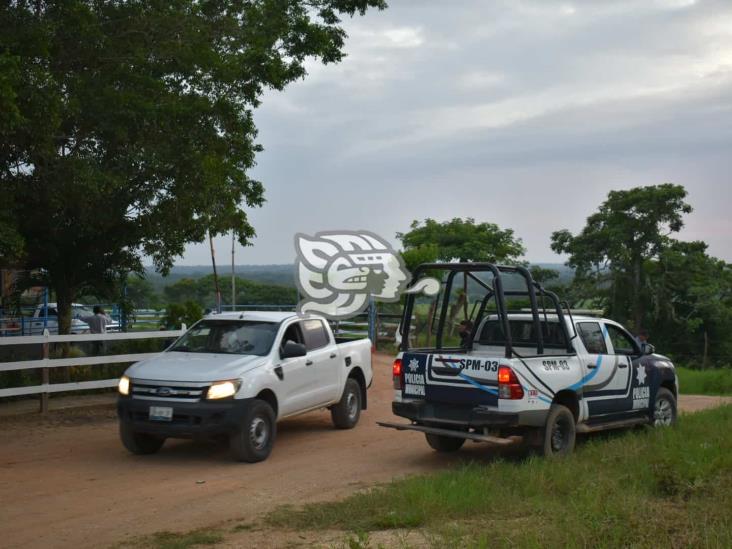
[586,364,597,369]
[618,363,628,369]
[306,360,314,366]
[329,353,337,359]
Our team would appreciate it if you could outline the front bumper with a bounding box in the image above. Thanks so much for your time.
[392,400,547,429]
[117,396,251,438]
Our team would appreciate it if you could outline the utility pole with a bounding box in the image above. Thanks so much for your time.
[209,231,222,313]
[231,231,236,311]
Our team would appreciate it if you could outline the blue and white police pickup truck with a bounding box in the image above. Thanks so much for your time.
[117,311,372,462]
[380,263,678,457]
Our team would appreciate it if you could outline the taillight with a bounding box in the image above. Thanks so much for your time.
[498,366,524,400]
[392,359,403,390]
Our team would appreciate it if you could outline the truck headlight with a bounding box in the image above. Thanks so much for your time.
[206,380,240,400]
[118,375,131,396]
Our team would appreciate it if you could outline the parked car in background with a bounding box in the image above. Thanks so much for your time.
[29,303,120,334]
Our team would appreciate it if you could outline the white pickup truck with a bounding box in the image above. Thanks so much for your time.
[380,263,678,457]
[117,311,373,462]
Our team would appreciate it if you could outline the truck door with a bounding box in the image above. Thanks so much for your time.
[604,323,644,416]
[301,318,341,404]
[277,321,323,416]
[575,321,618,420]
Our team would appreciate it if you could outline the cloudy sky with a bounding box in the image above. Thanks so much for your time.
[181,0,732,266]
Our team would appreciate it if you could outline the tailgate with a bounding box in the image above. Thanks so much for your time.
[401,352,500,407]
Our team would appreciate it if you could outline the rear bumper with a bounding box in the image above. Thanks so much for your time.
[117,397,251,438]
[392,400,547,429]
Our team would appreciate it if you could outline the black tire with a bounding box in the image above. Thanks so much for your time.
[119,422,165,455]
[331,378,362,429]
[425,433,465,453]
[652,387,677,427]
[540,404,576,457]
[230,399,276,463]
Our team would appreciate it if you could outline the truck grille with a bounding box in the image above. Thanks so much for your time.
[131,380,210,402]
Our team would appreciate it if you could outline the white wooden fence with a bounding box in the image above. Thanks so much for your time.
[0,327,185,411]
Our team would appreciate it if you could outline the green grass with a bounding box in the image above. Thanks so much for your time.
[267,405,732,547]
[677,366,732,396]
[121,529,223,549]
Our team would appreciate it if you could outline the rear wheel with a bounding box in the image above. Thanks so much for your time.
[230,399,276,463]
[425,433,465,453]
[652,388,677,427]
[331,378,362,429]
[119,422,165,455]
[540,404,576,457]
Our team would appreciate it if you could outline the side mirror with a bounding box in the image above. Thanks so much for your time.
[641,343,655,356]
[280,340,307,359]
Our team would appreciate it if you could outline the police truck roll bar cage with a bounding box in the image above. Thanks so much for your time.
[399,263,575,358]
[385,261,678,457]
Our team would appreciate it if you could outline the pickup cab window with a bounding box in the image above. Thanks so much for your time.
[170,320,278,356]
[478,320,567,349]
[606,324,638,356]
[302,319,330,351]
[577,322,607,354]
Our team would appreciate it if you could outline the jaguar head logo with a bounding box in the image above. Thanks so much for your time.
[295,231,411,319]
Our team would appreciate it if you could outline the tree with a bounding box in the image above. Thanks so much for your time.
[161,301,203,331]
[399,218,525,264]
[399,217,525,317]
[126,275,162,310]
[0,0,386,333]
[551,184,692,330]
[646,241,732,367]
[529,266,560,286]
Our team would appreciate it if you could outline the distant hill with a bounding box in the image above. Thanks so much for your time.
[143,262,573,290]
[531,262,574,284]
[143,264,296,290]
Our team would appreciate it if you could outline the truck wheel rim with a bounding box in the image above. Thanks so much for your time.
[347,391,358,420]
[551,417,569,452]
[654,398,673,426]
[249,416,269,450]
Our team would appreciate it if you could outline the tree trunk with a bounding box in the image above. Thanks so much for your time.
[56,288,73,336]
[632,256,643,331]
[209,231,221,312]
[703,328,709,369]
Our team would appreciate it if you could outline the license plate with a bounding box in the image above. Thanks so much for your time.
[149,406,173,421]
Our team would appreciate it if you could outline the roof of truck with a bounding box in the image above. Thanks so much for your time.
[203,311,299,323]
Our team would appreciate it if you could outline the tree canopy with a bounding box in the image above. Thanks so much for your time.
[398,218,525,264]
[551,184,692,329]
[0,0,385,332]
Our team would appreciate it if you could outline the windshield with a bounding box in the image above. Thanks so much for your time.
[72,306,94,317]
[169,320,278,356]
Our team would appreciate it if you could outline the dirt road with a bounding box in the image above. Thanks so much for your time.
[0,354,729,548]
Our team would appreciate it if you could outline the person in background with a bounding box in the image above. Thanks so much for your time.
[80,306,113,354]
[458,319,474,348]
[635,328,650,350]
[81,306,112,334]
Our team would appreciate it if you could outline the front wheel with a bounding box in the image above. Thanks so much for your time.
[425,433,465,453]
[331,378,362,429]
[230,399,276,463]
[540,404,576,457]
[119,422,165,455]
[652,388,677,427]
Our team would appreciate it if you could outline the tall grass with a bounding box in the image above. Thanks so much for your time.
[677,366,732,396]
[267,405,732,547]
